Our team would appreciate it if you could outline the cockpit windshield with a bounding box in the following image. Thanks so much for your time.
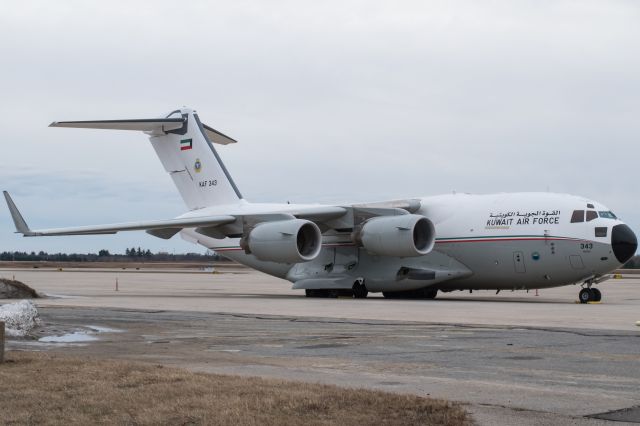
[598,211,617,219]
[571,210,584,223]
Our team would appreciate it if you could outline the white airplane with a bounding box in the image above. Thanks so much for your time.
[4,107,637,303]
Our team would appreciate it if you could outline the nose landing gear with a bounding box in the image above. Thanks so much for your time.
[579,282,602,303]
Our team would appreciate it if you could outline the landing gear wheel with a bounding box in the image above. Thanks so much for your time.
[352,282,368,299]
[305,289,329,298]
[423,287,438,300]
[579,288,592,304]
[591,288,602,302]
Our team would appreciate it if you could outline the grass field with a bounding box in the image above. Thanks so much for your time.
[0,352,469,425]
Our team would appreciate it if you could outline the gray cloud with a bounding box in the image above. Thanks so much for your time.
[1,0,638,253]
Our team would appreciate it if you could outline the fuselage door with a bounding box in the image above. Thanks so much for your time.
[513,251,526,273]
[569,255,585,269]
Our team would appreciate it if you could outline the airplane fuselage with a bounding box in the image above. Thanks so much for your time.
[182,192,634,294]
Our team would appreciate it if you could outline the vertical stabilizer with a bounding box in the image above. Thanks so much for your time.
[148,108,243,210]
[49,107,243,210]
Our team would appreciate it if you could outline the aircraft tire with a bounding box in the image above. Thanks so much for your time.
[305,289,330,298]
[424,287,438,299]
[382,290,421,299]
[579,288,592,304]
[352,282,368,299]
[591,288,602,302]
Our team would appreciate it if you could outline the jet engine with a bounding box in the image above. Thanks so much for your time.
[353,214,435,257]
[243,219,322,263]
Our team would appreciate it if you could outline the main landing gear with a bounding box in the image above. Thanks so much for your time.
[305,280,368,299]
[352,280,368,299]
[382,287,438,300]
[579,285,602,303]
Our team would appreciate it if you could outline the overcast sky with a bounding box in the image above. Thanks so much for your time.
[1,0,638,254]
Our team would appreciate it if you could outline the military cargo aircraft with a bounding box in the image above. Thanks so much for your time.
[4,107,637,302]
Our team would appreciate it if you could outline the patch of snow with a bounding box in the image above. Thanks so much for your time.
[39,332,98,343]
[0,300,41,337]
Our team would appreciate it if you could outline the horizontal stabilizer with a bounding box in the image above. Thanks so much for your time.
[50,116,237,145]
[49,118,185,133]
[202,123,237,145]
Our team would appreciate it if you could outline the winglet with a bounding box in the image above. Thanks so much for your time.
[3,191,34,236]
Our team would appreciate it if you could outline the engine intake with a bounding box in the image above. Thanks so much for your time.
[354,214,435,257]
[244,219,322,263]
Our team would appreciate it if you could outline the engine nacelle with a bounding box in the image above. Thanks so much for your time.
[244,219,322,263]
[354,214,435,257]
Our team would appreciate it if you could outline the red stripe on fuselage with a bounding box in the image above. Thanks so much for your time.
[212,237,585,252]
[435,237,579,244]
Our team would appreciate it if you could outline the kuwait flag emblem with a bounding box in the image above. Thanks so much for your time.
[180,138,193,151]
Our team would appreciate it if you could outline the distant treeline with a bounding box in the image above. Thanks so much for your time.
[0,248,230,262]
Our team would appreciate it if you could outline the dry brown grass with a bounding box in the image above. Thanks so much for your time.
[0,278,39,298]
[0,352,470,426]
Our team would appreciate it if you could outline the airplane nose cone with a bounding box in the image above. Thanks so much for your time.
[611,224,637,264]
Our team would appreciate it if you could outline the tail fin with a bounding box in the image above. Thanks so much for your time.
[51,107,243,210]
[148,108,243,209]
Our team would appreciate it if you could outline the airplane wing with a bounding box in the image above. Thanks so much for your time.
[3,191,349,240]
[4,190,414,241]
[3,191,235,238]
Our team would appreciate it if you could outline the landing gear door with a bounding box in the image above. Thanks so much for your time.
[333,246,358,273]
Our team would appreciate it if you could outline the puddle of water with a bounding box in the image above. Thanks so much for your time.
[87,325,122,333]
[39,332,98,343]
[38,325,123,344]
[42,293,85,299]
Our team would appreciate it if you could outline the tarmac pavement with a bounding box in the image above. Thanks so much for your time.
[2,267,640,425]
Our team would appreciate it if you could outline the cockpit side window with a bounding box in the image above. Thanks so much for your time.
[595,227,608,237]
[586,211,598,222]
[598,211,617,219]
[571,210,584,223]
